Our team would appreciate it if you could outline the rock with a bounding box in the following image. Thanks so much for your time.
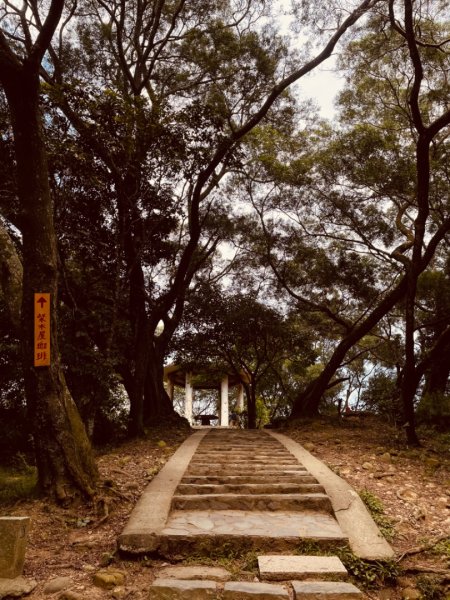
[0,577,37,599]
[303,442,315,452]
[81,565,96,572]
[362,462,374,470]
[397,488,418,502]
[436,497,449,509]
[158,566,230,581]
[70,533,102,550]
[412,506,427,520]
[59,591,86,600]
[402,588,421,600]
[44,576,73,594]
[124,482,140,491]
[111,586,127,598]
[380,452,392,464]
[93,568,126,590]
[99,552,115,567]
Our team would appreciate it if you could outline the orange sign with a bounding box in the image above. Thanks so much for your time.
[34,293,50,367]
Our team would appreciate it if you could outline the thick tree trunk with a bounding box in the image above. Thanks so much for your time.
[400,269,421,446]
[117,176,149,436]
[2,69,98,501]
[0,221,23,332]
[144,340,187,425]
[422,342,450,398]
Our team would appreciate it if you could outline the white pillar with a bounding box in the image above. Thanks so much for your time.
[237,384,244,412]
[185,372,193,425]
[220,375,229,426]
[167,379,174,402]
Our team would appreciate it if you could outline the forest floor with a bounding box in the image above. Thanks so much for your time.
[1,417,449,600]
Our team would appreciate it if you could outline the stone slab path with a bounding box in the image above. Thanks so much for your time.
[120,428,393,598]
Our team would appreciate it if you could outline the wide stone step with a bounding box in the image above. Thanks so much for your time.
[171,493,333,512]
[292,581,363,598]
[181,475,319,485]
[194,451,296,457]
[258,555,348,581]
[193,458,296,463]
[149,578,290,599]
[185,463,307,477]
[157,509,347,558]
[176,483,325,495]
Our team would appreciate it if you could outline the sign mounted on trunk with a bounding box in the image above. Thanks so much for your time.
[34,293,50,367]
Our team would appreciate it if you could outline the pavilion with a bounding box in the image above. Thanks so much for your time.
[163,364,248,426]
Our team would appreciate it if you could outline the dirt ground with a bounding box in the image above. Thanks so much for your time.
[1,417,449,600]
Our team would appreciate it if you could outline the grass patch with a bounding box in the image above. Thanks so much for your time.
[432,537,450,558]
[359,489,395,541]
[0,466,38,504]
[417,575,446,599]
[336,546,399,589]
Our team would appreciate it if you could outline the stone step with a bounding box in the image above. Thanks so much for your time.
[157,510,347,559]
[171,493,333,512]
[181,475,319,485]
[149,578,290,599]
[191,454,300,465]
[176,483,325,495]
[194,451,295,457]
[292,581,363,598]
[189,461,301,468]
[258,555,348,581]
[199,445,284,451]
[149,578,216,599]
[185,467,308,476]
[224,581,289,599]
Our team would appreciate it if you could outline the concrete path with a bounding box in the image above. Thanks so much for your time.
[119,428,393,598]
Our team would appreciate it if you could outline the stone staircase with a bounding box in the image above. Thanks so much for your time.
[157,429,348,558]
[120,428,379,598]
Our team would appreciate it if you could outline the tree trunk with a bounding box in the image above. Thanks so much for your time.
[144,340,187,425]
[247,378,257,429]
[422,342,450,398]
[117,176,149,436]
[0,221,23,332]
[2,68,98,501]
[400,268,421,446]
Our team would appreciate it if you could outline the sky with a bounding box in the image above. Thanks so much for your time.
[298,65,345,119]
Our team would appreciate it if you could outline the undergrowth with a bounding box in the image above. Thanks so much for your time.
[0,466,38,504]
[359,488,396,541]
[335,546,399,589]
[417,575,447,599]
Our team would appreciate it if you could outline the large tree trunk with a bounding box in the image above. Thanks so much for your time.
[144,340,187,425]
[117,176,149,436]
[2,65,98,501]
[422,341,450,399]
[0,221,23,331]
